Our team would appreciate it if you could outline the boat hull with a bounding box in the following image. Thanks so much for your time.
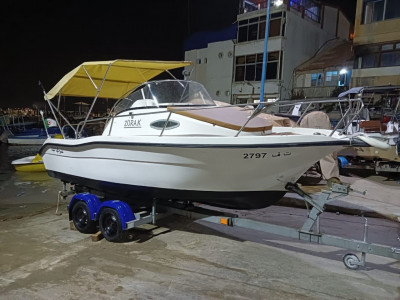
[14,163,46,172]
[40,135,348,209]
[47,170,285,209]
[12,156,46,172]
[8,137,48,145]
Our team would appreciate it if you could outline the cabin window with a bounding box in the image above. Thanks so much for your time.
[150,120,180,130]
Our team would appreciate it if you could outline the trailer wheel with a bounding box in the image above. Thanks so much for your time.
[343,253,360,270]
[71,201,97,234]
[99,208,125,242]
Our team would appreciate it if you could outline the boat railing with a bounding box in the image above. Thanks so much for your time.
[61,97,364,139]
[63,118,108,138]
[276,97,365,136]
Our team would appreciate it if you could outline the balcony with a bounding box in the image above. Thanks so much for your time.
[291,86,347,99]
[239,0,321,23]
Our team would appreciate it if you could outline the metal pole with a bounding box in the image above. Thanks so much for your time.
[259,0,271,104]
[39,110,50,138]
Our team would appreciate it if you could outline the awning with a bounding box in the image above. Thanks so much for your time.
[45,59,192,100]
[338,87,364,98]
[338,85,400,98]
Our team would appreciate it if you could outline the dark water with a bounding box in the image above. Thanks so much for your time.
[0,143,55,189]
[0,143,62,219]
[0,143,42,182]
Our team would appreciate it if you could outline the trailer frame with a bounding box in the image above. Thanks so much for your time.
[60,181,400,270]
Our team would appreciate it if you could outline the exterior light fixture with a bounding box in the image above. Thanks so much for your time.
[339,68,348,87]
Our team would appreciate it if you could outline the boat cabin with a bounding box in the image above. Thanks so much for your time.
[109,80,273,135]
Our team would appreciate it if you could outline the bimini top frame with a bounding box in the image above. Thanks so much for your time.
[41,59,192,138]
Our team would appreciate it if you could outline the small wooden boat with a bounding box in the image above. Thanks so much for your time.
[12,153,46,172]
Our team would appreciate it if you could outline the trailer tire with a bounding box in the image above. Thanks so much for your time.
[343,253,360,270]
[99,208,126,242]
[71,201,98,234]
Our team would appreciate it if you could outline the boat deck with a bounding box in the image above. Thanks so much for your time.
[168,106,273,132]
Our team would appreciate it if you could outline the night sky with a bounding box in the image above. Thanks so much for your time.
[1,0,355,109]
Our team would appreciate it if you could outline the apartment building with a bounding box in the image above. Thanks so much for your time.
[351,0,400,87]
[185,0,351,103]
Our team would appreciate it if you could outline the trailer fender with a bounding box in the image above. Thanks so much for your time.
[337,156,349,168]
[68,193,102,221]
[98,200,135,230]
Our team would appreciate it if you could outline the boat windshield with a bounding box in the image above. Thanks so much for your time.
[113,80,215,114]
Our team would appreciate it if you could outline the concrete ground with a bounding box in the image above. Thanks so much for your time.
[285,172,400,223]
[1,205,399,300]
[0,171,399,299]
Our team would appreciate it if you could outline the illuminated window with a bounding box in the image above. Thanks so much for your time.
[311,73,323,86]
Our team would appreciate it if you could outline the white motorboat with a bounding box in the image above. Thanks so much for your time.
[39,60,366,209]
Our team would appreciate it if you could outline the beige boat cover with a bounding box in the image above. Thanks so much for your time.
[45,60,192,100]
[214,101,296,127]
[300,111,340,180]
[169,106,273,132]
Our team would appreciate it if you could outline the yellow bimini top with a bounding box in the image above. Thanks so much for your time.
[45,59,192,100]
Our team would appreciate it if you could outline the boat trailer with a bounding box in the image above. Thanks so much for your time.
[58,182,400,270]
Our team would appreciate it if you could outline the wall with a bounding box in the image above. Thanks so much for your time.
[283,7,343,99]
[185,40,235,103]
[337,12,351,40]
[351,67,400,86]
[185,48,208,84]
[205,40,235,102]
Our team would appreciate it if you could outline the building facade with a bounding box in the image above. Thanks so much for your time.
[291,39,353,99]
[185,0,351,104]
[351,0,400,87]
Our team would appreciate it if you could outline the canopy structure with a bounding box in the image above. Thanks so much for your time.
[45,59,192,100]
[338,87,363,98]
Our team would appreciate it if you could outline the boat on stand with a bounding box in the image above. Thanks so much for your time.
[39,59,370,210]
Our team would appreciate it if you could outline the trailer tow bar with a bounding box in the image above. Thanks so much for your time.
[159,182,400,270]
